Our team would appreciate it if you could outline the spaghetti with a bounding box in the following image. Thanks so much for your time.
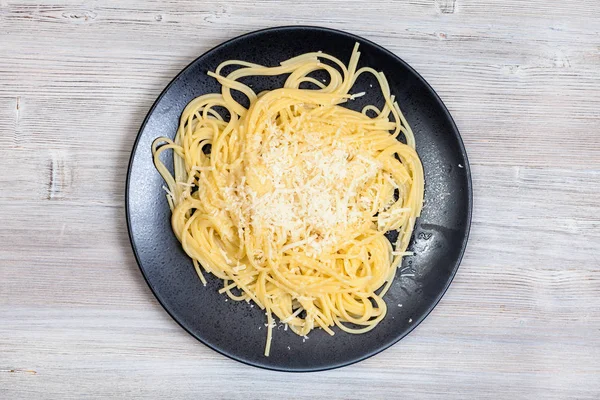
[152,43,424,356]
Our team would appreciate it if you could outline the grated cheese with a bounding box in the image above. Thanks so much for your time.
[223,113,386,257]
[281,308,303,324]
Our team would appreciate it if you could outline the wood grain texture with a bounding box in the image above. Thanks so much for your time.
[1,0,599,398]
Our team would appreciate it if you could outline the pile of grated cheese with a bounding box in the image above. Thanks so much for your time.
[223,110,385,257]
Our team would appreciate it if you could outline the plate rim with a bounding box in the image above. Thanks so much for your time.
[125,25,473,372]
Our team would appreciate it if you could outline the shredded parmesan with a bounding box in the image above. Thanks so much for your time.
[161,185,174,200]
[281,308,304,324]
[223,116,385,256]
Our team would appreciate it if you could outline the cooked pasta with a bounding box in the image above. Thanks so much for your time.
[152,43,424,356]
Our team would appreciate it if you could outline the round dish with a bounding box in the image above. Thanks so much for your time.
[126,26,472,372]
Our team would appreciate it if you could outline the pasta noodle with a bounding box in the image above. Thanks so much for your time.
[152,43,424,356]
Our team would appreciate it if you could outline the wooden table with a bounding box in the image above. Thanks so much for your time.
[2,1,599,398]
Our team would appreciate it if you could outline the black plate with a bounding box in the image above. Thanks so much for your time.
[126,26,472,372]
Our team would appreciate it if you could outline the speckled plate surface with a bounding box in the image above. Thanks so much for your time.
[126,26,472,372]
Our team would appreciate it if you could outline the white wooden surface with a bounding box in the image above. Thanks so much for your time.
[1,1,600,398]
